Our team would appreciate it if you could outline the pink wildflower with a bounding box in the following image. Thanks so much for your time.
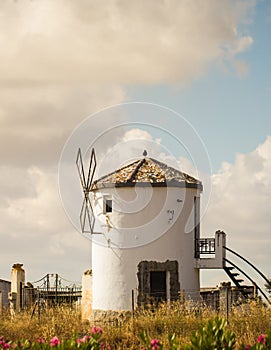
[84,335,91,342]
[37,338,45,344]
[77,335,91,344]
[0,338,11,349]
[150,338,159,350]
[50,336,61,347]
[90,326,102,335]
[244,345,251,350]
[257,334,267,345]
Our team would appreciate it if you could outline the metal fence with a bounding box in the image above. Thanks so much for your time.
[19,274,82,311]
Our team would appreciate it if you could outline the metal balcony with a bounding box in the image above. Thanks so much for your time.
[195,238,215,257]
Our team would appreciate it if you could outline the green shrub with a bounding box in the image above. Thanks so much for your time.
[183,317,235,350]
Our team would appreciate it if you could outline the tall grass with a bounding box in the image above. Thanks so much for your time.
[0,306,89,341]
[0,300,271,349]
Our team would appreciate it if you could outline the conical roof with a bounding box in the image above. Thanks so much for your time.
[92,158,202,190]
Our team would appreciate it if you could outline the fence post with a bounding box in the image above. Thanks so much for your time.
[219,282,231,320]
[38,292,41,321]
[55,274,58,305]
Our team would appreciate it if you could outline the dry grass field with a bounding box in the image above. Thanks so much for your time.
[0,300,271,349]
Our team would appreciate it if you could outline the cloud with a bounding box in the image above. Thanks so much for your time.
[122,129,160,143]
[204,136,271,236]
[0,164,91,281]
[0,84,126,281]
[202,136,271,286]
[0,0,254,86]
[0,85,126,168]
[94,128,182,178]
[0,0,259,285]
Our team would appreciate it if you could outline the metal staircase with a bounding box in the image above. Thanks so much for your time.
[224,265,245,295]
[223,246,271,304]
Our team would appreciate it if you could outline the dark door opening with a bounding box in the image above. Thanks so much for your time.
[150,271,167,302]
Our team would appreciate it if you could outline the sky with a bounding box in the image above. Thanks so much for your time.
[0,0,271,293]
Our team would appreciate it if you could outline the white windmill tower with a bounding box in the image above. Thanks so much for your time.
[77,149,226,319]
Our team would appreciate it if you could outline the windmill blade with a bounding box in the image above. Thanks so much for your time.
[80,197,87,232]
[76,148,87,189]
[80,196,95,233]
[86,148,97,190]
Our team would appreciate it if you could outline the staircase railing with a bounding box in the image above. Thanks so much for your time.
[223,246,271,304]
[224,246,271,287]
[224,258,270,304]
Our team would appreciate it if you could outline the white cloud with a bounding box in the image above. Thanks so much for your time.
[202,136,271,287]
[204,137,271,236]
[0,0,255,86]
[228,35,254,56]
[95,128,175,178]
[0,165,91,281]
[0,84,126,281]
[122,129,158,143]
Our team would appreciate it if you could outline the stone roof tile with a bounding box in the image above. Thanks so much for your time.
[92,158,202,190]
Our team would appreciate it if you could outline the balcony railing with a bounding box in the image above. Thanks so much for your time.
[195,238,215,256]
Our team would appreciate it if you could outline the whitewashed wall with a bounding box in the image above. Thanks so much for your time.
[91,186,201,311]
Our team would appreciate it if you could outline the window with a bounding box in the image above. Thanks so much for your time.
[103,196,112,213]
[105,199,112,213]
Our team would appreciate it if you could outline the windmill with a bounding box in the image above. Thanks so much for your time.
[76,148,97,233]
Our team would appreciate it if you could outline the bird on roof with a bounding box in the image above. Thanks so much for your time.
[143,150,147,157]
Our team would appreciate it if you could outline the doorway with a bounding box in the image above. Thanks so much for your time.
[137,260,180,306]
[150,271,167,301]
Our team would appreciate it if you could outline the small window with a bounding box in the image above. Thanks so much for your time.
[103,196,112,213]
[105,199,112,213]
